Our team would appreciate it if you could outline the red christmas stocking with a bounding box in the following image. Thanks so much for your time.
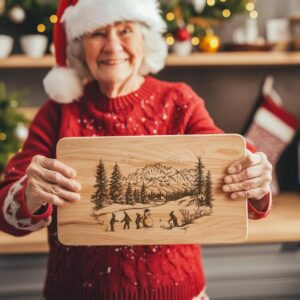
[245,76,300,195]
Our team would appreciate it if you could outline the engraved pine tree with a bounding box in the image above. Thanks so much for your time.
[125,182,134,205]
[140,182,147,204]
[109,163,123,204]
[91,159,109,210]
[133,189,140,203]
[192,156,205,207]
[204,170,214,209]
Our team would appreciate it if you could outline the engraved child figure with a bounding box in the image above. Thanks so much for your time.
[168,211,179,228]
[135,213,143,229]
[110,213,119,232]
[121,211,132,229]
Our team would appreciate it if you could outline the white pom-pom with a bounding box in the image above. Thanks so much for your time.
[43,67,83,104]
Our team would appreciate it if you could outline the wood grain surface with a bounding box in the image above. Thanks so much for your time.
[56,134,247,245]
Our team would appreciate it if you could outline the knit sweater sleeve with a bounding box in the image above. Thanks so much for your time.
[0,100,61,236]
[181,84,271,219]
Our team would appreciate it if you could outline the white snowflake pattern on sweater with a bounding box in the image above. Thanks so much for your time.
[3,175,51,231]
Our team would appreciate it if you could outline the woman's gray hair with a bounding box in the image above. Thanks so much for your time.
[66,23,168,80]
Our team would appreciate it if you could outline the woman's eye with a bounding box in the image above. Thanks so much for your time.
[91,31,106,38]
[119,28,132,35]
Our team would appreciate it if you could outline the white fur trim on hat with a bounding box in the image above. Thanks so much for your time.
[43,67,83,104]
[62,0,166,41]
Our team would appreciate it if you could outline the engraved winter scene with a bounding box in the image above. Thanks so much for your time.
[90,157,214,232]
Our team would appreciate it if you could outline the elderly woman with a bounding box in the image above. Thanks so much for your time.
[0,0,272,299]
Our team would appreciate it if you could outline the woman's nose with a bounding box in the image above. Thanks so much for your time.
[102,32,123,54]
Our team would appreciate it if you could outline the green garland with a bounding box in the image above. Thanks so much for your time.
[0,82,29,177]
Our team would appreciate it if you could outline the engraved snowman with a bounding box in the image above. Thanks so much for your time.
[142,208,153,228]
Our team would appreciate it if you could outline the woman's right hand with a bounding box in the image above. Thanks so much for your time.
[25,155,82,214]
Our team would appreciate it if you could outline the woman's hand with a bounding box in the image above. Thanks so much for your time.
[223,150,272,211]
[25,155,82,214]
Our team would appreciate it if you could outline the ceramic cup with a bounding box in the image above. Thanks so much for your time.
[173,40,192,56]
[0,35,14,58]
[20,34,48,58]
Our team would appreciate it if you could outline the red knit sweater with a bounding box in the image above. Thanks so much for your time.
[0,76,271,300]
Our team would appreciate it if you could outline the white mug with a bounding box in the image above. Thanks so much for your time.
[20,34,48,58]
[0,35,14,58]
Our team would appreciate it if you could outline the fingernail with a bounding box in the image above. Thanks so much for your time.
[228,167,235,174]
[231,194,237,199]
[76,183,82,191]
[224,176,232,184]
[70,170,76,177]
[72,181,81,191]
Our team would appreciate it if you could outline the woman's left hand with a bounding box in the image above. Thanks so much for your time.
[223,150,272,210]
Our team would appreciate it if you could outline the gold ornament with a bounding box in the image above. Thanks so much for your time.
[0,132,7,141]
[199,33,221,53]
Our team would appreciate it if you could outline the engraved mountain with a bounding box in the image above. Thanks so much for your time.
[122,163,196,193]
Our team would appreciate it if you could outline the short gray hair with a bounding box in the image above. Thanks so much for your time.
[66,23,168,80]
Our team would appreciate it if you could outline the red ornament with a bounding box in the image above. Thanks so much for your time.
[175,28,191,42]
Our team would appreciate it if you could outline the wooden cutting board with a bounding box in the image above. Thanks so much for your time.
[56,134,248,245]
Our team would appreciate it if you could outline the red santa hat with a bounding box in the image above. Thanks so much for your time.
[43,0,166,104]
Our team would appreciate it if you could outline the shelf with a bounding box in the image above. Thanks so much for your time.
[1,52,300,68]
[0,55,55,68]
[0,193,299,254]
[167,52,300,66]
[247,192,300,244]
[0,229,49,254]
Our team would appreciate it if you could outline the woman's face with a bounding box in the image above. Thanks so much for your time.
[82,21,144,87]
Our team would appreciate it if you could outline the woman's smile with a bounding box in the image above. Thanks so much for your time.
[97,58,129,66]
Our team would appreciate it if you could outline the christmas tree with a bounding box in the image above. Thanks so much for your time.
[0,82,29,178]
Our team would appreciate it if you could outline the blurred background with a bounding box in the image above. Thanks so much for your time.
[0,0,300,299]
